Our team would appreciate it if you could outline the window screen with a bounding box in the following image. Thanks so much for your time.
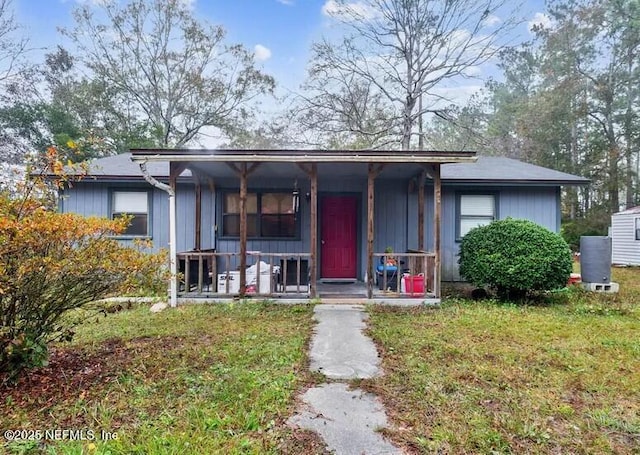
[222,192,296,238]
[459,194,496,237]
[111,191,149,236]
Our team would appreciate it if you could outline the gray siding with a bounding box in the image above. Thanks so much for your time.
[60,183,108,217]
[151,187,170,249]
[175,184,195,251]
[60,181,193,252]
[611,214,640,265]
[61,180,563,282]
[374,180,408,255]
[407,185,562,281]
[200,188,216,250]
[441,189,459,280]
[498,187,560,232]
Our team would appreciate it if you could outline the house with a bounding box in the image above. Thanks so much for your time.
[58,149,588,305]
[611,206,640,266]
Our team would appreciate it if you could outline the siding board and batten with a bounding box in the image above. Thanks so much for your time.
[58,154,588,283]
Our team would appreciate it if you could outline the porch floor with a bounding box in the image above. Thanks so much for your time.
[178,280,437,305]
[317,281,368,298]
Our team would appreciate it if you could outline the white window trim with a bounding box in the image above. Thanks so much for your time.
[457,193,498,240]
[110,189,151,238]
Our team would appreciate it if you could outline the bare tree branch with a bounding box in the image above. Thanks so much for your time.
[61,0,275,148]
[298,0,520,149]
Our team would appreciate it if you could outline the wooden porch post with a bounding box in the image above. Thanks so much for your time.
[367,164,385,299]
[297,163,319,298]
[239,163,248,296]
[418,170,426,251]
[310,164,318,298]
[367,164,375,299]
[433,164,442,299]
[226,162,261,297]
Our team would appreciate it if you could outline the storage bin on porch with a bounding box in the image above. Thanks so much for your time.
[403,274,425,295]
[217,261,279,294]
[217,270,276,294]
[376,264,399,291]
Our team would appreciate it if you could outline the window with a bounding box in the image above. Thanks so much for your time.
[458,194,496,239]
[635,217,640,241]
[111,190,149,236]
[223,193,258,237]
[222,192,297,238]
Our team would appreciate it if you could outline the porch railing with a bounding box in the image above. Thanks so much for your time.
[177,251,311,297]
[177,250,435,299]
[371,251,436,298]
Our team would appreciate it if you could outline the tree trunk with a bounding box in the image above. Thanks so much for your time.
[624,54,635,209]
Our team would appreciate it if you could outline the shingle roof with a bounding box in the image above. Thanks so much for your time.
[75,152,587,185]
[442,156,589,184]
[613,206,640,216]
[74,153,171,178]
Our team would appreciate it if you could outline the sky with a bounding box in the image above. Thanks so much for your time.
[12,0,550,100]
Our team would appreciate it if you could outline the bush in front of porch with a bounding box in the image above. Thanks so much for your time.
[0,193,167,382]
[458,218,572,300]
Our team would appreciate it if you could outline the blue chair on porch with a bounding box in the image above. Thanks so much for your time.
[376,256,399,291]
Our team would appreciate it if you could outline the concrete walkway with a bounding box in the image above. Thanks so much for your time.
[309,304,381,379]
[288,304,403,455]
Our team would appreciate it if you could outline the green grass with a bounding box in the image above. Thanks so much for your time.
[1,302,316,455]
[365,267,640,454]
[5,268,640,454]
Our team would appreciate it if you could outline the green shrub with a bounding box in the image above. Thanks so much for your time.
[0,192,169,382]
[561,211,609,251]
[459,218,573,300]
[0,148,168,382]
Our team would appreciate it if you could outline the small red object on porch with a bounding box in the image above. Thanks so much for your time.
[568,273,581,286]
[404,274,425,296]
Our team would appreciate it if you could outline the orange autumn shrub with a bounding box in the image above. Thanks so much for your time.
[0,149,168,381]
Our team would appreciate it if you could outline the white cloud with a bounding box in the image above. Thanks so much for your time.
[254,44,272,62]
[428,84,483,109]
[322,0,379,21]
[74,0,196,7]
[178,0,197,9]
[462,66,482,78]
[528,12,553,33]
[482,14,502,27]
[276,0,295,5]
[73,0,111,5]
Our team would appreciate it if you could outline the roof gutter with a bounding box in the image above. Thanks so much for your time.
[441,179,590,186]
[138,161,177,308]
[131,153,477,165]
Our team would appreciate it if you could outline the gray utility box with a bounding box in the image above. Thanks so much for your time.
[580,236,611,283]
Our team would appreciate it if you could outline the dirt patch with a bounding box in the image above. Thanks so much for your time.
[2,341,122,398]
[0,337,170,428]
[278,427,332,455]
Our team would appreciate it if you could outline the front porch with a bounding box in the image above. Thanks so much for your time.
[176,250,437,303]
[130,149,477,306]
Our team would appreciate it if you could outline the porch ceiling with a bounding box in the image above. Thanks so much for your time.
[183,161,439,180]
[130,148,477,180]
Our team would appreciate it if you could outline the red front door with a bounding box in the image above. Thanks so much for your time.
[321,196,357,279]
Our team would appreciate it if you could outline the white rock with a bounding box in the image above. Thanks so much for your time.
[150,302,169,313]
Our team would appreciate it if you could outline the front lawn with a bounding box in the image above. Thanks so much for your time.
[366,268,640,454]
[1,303,316,454]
